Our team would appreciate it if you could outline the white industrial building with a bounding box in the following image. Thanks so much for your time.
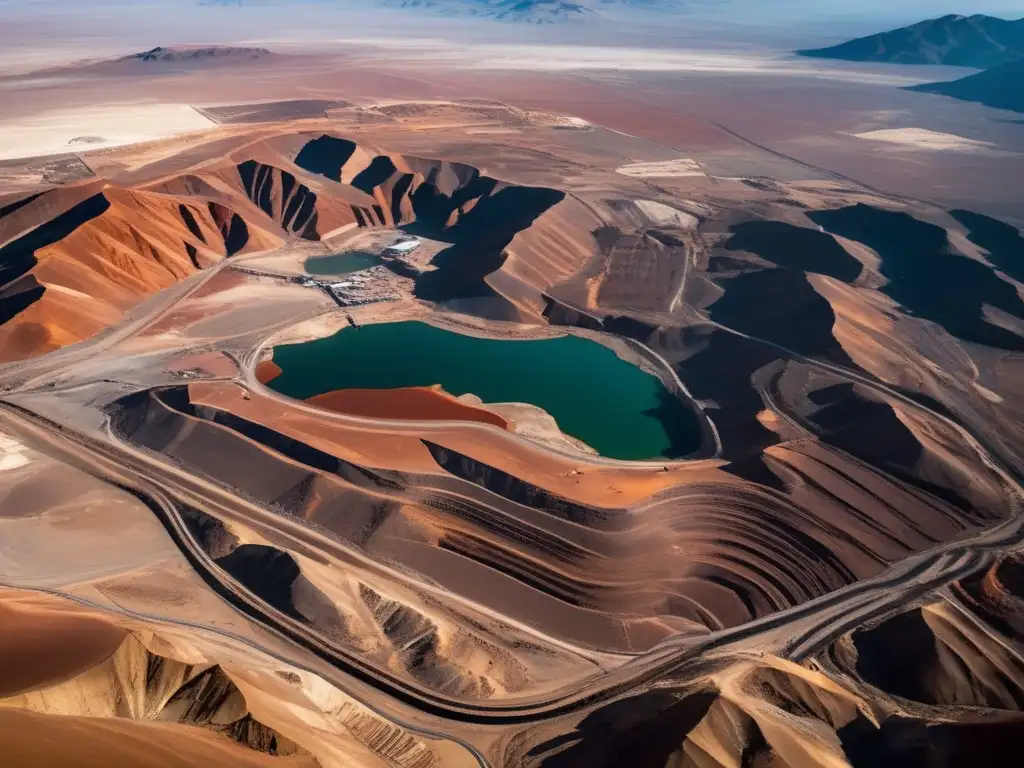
[382,238,421,258]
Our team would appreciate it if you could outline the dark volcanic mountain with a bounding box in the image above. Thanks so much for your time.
[910,58,1024,113]
[797,14,1024,68]
[39,45,281,77]
[122,46,272,63]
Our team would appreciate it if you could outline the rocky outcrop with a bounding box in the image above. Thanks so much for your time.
[124,46,273,63]
[290,133,568,301]
[0,186,276,360]
[0,128,590,361]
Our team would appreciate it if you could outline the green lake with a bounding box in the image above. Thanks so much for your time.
[265,321,701,461]
[304,251,383,276]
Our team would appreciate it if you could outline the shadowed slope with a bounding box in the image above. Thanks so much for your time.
[0,186,274,361]
[910,59,1024,113]
[0,192,110,288]
[722,220,862,283]
[289,133,568,301]
[951,209,1024,282]
[707,268,857,365]
[0,275,45,326]
[810,204,1024,351]
[293,135,357,182]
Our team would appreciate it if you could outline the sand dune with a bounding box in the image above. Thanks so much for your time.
[0,708,319,768]
[0,599,127,698]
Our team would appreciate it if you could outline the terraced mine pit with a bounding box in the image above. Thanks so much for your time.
[1,93,1023,768]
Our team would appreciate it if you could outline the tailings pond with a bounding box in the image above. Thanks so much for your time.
[304,251,383,276]
[264,321,701,460]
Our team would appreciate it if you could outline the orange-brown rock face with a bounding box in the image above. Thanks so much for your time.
[0,184,279,360]
[1,128,581,361]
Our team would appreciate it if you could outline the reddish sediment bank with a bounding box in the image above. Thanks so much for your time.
[306,386,508,429]
[254,360,283,384]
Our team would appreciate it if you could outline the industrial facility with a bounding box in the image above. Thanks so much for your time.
[381,238,422,259]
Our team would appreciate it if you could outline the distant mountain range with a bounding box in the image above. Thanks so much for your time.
[381,0,595,23]
[910,58,1024,113]
[283,0,692,23]
[797,14,1024,68]
[200,0,714,23]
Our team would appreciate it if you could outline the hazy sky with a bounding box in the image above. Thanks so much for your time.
[4,0,1023,21]
[0,0,1020,74]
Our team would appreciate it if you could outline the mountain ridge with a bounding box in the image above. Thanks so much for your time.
[206,0,685,24]
[797,14,1024,68]
[381,0,596,23]
[910,58,1024,113]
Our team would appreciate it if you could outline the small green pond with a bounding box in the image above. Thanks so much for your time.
[304,251,383,276]
[266,321,701,461]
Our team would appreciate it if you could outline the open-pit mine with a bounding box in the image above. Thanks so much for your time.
[2,90,1024,768]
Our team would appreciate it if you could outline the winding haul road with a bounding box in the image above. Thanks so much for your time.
[0,391,1020,730]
